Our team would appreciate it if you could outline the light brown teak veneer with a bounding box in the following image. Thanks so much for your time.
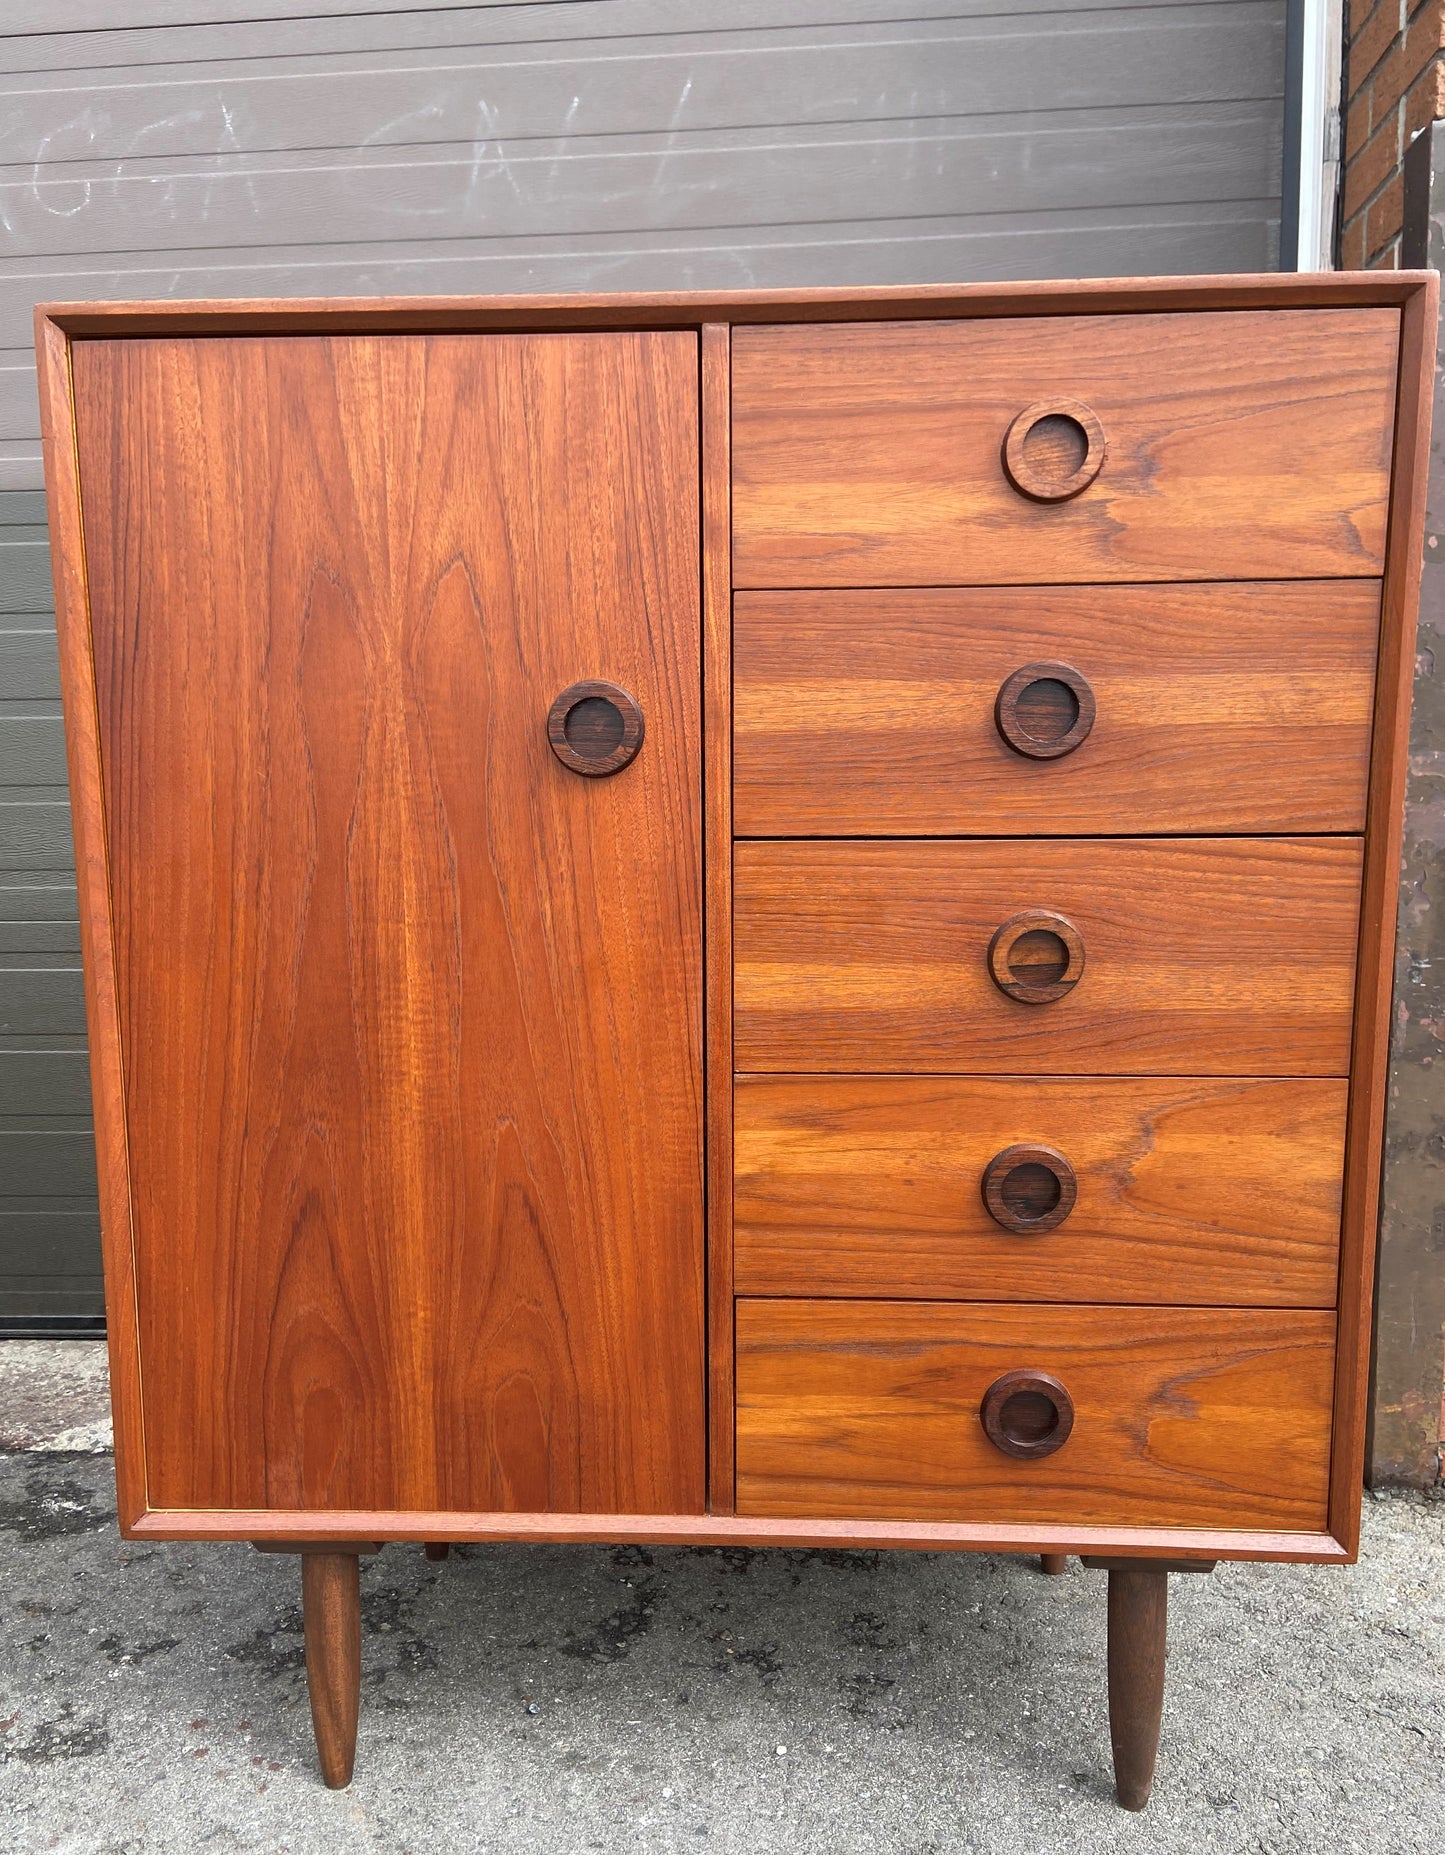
[36,274,1435,1812]
[731,310,1399,586]
[734,1075,1348,1305]
[735,1300,1336,1531]
[733,583,1380,837]
[70,331,705,1518]
[733,836,1364,1075]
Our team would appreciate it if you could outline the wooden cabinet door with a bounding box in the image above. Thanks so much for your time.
[72,333,704,1517]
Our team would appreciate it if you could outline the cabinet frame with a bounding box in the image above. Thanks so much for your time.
[35,271,1438,1566]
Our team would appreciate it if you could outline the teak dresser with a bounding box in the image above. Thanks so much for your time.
[35,273,1435,1810]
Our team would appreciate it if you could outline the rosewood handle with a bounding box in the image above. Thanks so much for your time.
[995,661,1096,759]
[987,909,1085,1004]
[1001,398,1107,502]
[980,1369,1075,1460]
[981,1142,1078,1234]
[547,679,645,777]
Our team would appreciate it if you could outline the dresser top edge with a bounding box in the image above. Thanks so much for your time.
[33,272,1436,340]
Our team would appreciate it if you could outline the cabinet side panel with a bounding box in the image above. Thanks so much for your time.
[36,316,148,1528]
[72,332,705,1517]
[1338,279,1440,1549]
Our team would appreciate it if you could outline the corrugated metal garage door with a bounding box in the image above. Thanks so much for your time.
[0,0,1289,1326]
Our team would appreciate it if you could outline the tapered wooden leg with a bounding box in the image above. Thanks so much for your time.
[424,1542,450,1562]
[1039,1553,1067,1576]
[1106,1567,1168,1811]
[301,1551,362,1789]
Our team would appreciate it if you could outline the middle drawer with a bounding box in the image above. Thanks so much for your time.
[734,837,1362,1075]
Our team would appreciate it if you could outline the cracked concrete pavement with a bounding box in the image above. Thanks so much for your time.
[0,1343,1441,1854]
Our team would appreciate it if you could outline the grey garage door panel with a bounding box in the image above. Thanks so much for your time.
[0,540,51,612]
[3,0,551,27]
[0,493,47,527]
[0,1216,102,1277]
[0,382,40,473]
[0,1202,104,1324]
[0,878,77,921]
[0,719,67,788]
[0,12,1281,167]
[0,1215,103,1288]
[0,804,74,871]
[0,1052,92,1116]
[0,1131,98,1198]
[5,194,1281,316]
[3,104,1284,266]
[0,917,81,955]
[0,964,86,1036]
[0,633,59,700]
[1,0,1231,73]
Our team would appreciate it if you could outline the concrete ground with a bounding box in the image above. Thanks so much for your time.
[0,1344,1441,1855]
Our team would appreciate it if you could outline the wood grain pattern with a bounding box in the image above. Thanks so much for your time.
[731,312,1400,587]
[71,331,705,1517]
[734,838,1363,1076]
[702,323,735,1513]
[1335,270,1440,1552]
[735,1300,1336,1530]
[733,583,1381,837]
[33,311,148,1531]
[733,1075,1347,1305]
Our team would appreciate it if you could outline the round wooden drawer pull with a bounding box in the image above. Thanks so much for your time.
[987,909,1085,1004]
[981,1143,1077,1234]
[995,661,1096,759]
[981,1370,1075,1460]
[547,679,644,777]
[1002,398,1106,502]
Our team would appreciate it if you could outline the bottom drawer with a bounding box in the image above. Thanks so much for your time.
[735,1300,1335,1531]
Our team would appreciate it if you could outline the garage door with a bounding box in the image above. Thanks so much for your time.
[0,0,1289,1327]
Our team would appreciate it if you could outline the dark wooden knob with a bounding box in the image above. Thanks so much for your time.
[981,1143,1077,1233]
[980,1370,1075,1460]
[547,679,644,777]
[987,909,1085,1004]
[995,661,1096,759]
[1002,398,1106,502]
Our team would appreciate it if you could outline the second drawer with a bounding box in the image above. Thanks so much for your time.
[734,1074,1346,1306]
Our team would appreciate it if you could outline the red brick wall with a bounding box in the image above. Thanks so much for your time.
[1343,1,1445,266]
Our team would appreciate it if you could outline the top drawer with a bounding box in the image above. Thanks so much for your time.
[732,311,1400,588]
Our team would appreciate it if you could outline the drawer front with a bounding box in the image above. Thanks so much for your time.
[732,310,1399,588]
[734,1076,1346,1306]
[734,583,1380,837]
[734,837,1362,1075]
[735,1300,1335,1530]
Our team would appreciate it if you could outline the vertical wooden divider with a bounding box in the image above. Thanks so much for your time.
[702,323,735,1512]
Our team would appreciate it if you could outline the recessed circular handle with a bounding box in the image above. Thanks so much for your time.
[547,679,644,777]
[1002,398,1106,502]
[987,909,1085,1004]
[980,1370,1075,1460]
[995,661,1096,760]
[981,1143,1078,1234]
